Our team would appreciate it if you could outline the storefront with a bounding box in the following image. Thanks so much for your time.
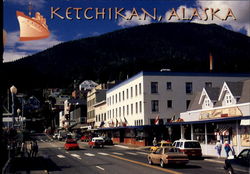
[96,125,170,146]
[167,116,250,157]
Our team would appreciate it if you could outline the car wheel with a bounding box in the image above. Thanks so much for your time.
[160,159,165,168]
[148,158,153,165]
[225,167,234,174]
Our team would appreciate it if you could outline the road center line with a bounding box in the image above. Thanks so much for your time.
[112,152,124,156]
[109,154,182,174]
[96,166,105,171]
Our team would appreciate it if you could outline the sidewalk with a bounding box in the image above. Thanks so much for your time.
[3,156,60,174]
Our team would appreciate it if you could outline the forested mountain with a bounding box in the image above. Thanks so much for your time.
[4,22,250,89]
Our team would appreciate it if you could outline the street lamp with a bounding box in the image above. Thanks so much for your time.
[10,85,17,128]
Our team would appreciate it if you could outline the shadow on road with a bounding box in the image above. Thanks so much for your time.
[7,156,61,173]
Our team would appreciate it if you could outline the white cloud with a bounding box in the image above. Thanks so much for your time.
[7,0,46,9]
[3,30,62,62]
[118,10,152,27]
[195,1,250,36]
[164,1,250,36]
[3,50,29,62]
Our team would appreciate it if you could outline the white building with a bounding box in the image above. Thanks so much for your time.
[180,80,250,157]
[93,100,106,128]
[105,71,250,128]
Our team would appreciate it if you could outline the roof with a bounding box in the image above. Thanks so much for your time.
[107,71,250,93]
[238,80,250,103]
[188,92,202,111]
[225,81,243,97]
[205,87,220,100]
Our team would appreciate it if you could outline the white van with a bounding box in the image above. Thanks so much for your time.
[173,140,202,158]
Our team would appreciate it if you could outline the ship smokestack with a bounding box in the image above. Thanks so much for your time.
[209,53,213,72]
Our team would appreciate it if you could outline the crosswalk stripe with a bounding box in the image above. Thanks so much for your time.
[71,154,82,159]
[98,152,109,156]
[112,152,124,156]
[84,153,95,157]
[57,155,65,158]
[137,152,148,155]
[125,152,137,155]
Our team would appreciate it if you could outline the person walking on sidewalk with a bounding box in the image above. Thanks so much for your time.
[215,140,222,158]
[27,141,33,157]
[20,141,27,157]
[153,137,157,146]
[224,141,232,157]
[31,140,38,157]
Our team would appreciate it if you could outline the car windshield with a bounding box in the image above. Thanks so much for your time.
[184,142,201,148]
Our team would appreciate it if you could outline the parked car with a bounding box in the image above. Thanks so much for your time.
[88,137,105,148]
[147,147,189,168]
[224,149,250,174]
[173,140,202,158]
[64,139,79,150]
[150,140,172,152]
[80,135,91,142]
[52,133,58,139]
[58,131,67,141]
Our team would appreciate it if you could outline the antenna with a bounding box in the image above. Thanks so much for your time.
[28,2,33,16]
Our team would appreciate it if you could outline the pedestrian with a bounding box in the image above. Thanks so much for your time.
[31,140,38,157]
[224,141,232,157]
[27,141,33,157]
[215,140,222,158]
[153,137,157,146]
[20,141,27,157]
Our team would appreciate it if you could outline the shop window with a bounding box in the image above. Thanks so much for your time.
[193,124,205,144]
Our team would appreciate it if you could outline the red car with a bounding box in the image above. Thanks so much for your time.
[64,139,79,150]
[80,135,91,142]
[88,137,104,148]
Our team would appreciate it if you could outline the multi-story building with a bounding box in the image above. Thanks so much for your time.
[101,71,250,146]
[87,84,107,128]
[93,100,106,128]
[106,71,250,127]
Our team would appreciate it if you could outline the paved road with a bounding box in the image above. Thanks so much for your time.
[26,134,225,174]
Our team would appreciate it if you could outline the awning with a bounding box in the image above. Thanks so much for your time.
[166,116,250,126]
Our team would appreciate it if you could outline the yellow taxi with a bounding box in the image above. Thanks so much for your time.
[150,140,172,152]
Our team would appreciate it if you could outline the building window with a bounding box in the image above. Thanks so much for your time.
[116,108,117,117]
[112,109,114,118]
[166,82,172,90]
[135,102,138,113]
[112,96,114,104]
[131,104,133,114]
[186,100,191,110]
[104,113,106,121]
[119,107,121,117]
[131,87,133,98]
[122,91,125,101]
[139,101,142,113]
[127,105,129,115]
[127,89,129,99]
[167,100,172,108]
[205,82,212,88]
[151,100,159,112]
[151,82,158,94]
[186,82,193,94]
[139,83,142,95]
[119,92,121,102]
[123,106,125,116]
[115,94,117,103]
[135,85,138,96]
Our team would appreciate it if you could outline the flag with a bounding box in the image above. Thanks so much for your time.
[154,115,160,125]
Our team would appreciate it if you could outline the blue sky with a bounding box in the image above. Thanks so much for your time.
[3,0,250,62]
